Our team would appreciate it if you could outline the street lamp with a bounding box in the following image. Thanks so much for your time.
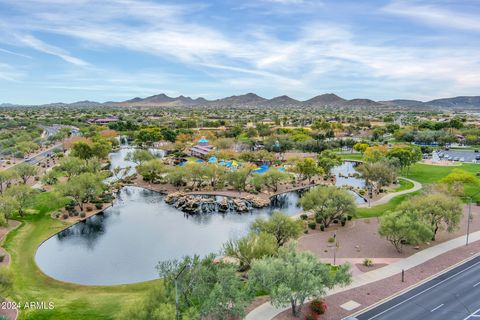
[174,264,188,320]
[464,190,480,246]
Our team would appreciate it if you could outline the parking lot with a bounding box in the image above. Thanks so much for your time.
[435,150,480,163]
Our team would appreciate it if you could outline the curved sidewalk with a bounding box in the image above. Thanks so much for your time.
[245,229,480,320]
[358,178,422,208]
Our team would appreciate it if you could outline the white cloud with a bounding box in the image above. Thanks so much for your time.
[0,47,31,59]
[0,0,479,101]
[17,35,89,66]
[383,0,480,32]
[0,63,24,81]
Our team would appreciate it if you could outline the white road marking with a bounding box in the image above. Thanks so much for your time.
[367,259,480,320]
[473,281,480,287]
[463,307,480,320]
[430,304,444,312]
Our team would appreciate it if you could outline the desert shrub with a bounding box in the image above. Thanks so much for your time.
[319,224,325,231]
[300,214,308,220]
[80,212,86,218]
[95,203,103,210]
[347,215,353,221]
[86,205,93,212]
[327,237,335,243]
[308,222,316,229]
[62,213,68,219]
[0,254,4,263]
[315,216,323,224]
[363,258,374,267]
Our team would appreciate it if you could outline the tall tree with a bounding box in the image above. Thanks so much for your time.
[295,158,323,182]
[357,161,397,192]
[223,231,277,271]
[58,156,85,180]
[157,254,252,320]
[250,211,303,247]
[317,150,342,176]
[300,186,356,227]
[137,159,167,182]
[125,149,156,164]
[387,145,422,173]
[262,170,291,192]
[60,173,104,211]
[399,192,463,241]
[378,210,433,253]
[0,194,18,225]
[249,242,351,317]
[14,163,38,184]
[4,185,36,216]
[0,170,19,193]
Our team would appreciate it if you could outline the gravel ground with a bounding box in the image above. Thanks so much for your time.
[298,205,480,260]
[274,236,480,319]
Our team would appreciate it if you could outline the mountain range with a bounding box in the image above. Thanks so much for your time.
[2,93,480,109]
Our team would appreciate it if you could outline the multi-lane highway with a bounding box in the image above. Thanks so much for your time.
[354,255,480,320]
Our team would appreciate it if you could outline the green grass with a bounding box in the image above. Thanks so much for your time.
[405,163,480,202]
[336,153,363,161]
[392,178,414,192]
[356,191,420,218]
[2,192,156,320]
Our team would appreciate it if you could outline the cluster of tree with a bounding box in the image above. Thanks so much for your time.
[138,160,293,193]
[0,127,44,158]
[0,184,37,225]
[379,191,463,252]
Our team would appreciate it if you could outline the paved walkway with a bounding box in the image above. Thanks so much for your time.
[358,177,422,208]
[245,229,480,320]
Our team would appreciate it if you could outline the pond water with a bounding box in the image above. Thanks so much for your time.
[35,151,365,285]
[35,186,303,285]
[333,161,366,189]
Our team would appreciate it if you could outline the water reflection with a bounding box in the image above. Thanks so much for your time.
[35,186,304,285]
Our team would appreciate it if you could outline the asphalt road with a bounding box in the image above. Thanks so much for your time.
[25,143,63,165]
[355,255,480,320]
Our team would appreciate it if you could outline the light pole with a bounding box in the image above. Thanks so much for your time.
[333,232,337,265]
[175,264,188,320]
[464,190,480,246]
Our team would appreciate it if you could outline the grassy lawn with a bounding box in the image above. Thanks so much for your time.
[336,153,363,161]
[2,192,155,320]
[391,178,414,192]
[356,191,420,219]
[405,163,480,202]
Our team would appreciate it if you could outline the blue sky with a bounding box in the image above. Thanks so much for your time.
[0,0,479,104]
